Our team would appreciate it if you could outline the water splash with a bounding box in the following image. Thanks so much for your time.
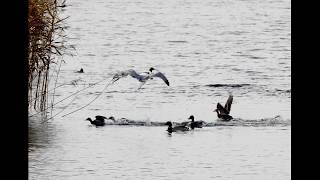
[87,115,290,127]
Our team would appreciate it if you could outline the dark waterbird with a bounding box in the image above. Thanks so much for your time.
[165,121,189,133]
[86,115,109,126]
[188,115,205,129]
[107,116,116,122]
[213,95,233,121]
[76,68,84,73]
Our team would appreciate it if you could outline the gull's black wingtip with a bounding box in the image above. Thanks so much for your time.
[166,80,170,86]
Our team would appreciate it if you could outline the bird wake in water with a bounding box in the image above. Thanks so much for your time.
[85,115,290,127]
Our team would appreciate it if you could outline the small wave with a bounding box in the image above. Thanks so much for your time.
[275,88,291,93]
[167,40,188,43]
[219,31,249,36]
[129,50,145,53]
[265,88,291,96]
[83,53,95,57]
[205,84,251,88]
[174,54,189,57]
[248,56,266,59]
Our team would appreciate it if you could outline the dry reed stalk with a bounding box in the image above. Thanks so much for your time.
[28,0,71,114]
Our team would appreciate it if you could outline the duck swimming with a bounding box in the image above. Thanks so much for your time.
[188,115,205,129]
[213,95,233,121]
[76,68,84,73]
[165,121,189,133]
[95,115,107,122]
[111,67,169,89]
[86,115,108,126]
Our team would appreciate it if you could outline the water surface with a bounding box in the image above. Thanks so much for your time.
[29,0,291,179]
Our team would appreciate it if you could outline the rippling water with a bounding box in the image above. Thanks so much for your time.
[29,0,291,179]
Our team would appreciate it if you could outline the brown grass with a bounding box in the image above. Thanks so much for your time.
[28,0,70,112]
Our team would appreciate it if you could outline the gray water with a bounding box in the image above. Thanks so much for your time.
[29,0,291,179]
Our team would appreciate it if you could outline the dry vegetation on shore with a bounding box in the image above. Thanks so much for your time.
[28,0,71,113]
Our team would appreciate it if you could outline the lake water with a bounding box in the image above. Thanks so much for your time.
[29,0,291,179]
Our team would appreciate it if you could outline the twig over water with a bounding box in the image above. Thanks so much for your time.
[29,78,110,118]
[61,80,114,118]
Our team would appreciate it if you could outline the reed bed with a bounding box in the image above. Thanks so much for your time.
[28,0,71,114]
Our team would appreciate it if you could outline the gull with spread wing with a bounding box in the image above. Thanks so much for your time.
[111,67,169,89]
